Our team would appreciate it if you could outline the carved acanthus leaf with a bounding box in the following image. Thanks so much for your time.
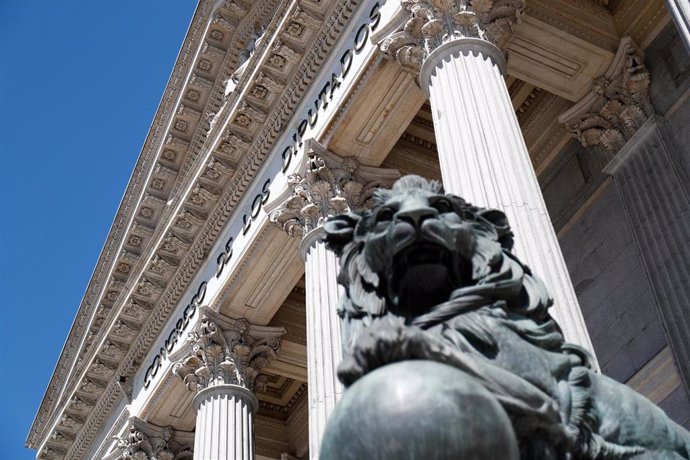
[116,427,152,460]
[172,311,284,393]
[560,38,653,158]
[114,421,192,460]
[269,142,400,239]
[380,0,525,76]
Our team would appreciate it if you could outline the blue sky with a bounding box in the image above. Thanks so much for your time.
[0,2,196,457]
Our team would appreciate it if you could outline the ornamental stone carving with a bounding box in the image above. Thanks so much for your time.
[116,427,153,460]
[255,71,282,93]
[291,5,322,30]
[172,309,284,393]
[269,140,400,239]
[380,0,525,75]
[559,37,653,159]
[114,422,192,460]
[225,22,268,97]
[39,447,60,460]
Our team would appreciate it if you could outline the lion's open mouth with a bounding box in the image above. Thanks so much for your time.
[402,244,448,266]
[388,242,459,316]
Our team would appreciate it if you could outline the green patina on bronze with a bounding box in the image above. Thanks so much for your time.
[320,175,690,460]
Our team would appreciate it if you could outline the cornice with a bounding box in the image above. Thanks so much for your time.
[31,0,363,458]
[91,402,131,460]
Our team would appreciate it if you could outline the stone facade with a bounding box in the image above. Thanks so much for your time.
[27,1,690,459]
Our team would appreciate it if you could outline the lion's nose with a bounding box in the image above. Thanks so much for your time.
[395,207,437,229]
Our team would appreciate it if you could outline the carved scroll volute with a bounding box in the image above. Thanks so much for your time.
[117,427,152,460]
[380,0,525,77]
[172,312,283,393]
[115,422,193,460]
[379,30,426,75]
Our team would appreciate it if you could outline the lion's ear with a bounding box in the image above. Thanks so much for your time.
[323,213,361,256]
[478,209,514,250]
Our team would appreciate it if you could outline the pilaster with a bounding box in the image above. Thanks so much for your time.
[561,37,690,396]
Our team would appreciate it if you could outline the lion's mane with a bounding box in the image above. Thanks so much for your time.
[323,175,591,366]
[322,176,690,459]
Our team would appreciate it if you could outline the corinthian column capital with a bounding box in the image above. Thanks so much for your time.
[112,419,193,460]
[269,140,400,240]
[116,427,152,460]
[559,37,654,159]
[380,0,525,76]
[172,309,284,393]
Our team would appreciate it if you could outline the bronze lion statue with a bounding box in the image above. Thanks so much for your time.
[319,175,690,460]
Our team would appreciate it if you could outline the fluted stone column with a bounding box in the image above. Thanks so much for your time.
[193,385,257,460]
[300,231,342,458]
[381,0,595,355]
[561,38,690,395]
[172,309,284,460]
[665,0,690,54]
[270,140,399,458]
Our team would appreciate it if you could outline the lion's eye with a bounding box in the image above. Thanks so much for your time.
[432,199,452,214]
[376,207,394,223]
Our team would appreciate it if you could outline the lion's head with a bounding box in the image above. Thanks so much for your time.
[323,175,555,350]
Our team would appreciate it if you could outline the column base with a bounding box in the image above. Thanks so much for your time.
[601,115,690,396]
